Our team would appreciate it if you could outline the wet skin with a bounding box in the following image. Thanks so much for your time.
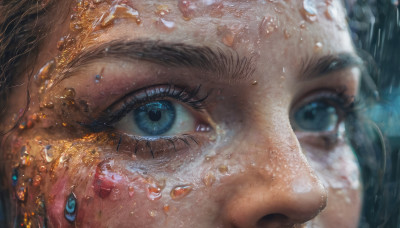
[2,0,362,227]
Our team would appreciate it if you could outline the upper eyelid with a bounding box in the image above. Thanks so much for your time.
[80,84,209,132]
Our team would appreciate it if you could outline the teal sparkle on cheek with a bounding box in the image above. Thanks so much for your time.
[64,193,77,223]
[11,168,18,187]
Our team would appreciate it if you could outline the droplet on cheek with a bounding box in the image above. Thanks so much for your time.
[42,145,54,163]
[259,16,279,37]
[156,18,176,31]
[314,41,323,52]
[202,172,216,187]
[147,184,162,201]
[300,0,318,22]
[33,175,42,187]
[64,193,77,223]
[178,0,196,20]
[170,184,193,200]
[100,4,141,27]
[128,185,135,197]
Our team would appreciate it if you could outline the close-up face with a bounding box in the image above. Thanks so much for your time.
[1,0,364,227]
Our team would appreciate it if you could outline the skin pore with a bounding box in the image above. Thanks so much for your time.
[1,0,362,227]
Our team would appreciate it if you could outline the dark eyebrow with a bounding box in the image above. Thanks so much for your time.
[58,40,256,83]
[299,53,363,80]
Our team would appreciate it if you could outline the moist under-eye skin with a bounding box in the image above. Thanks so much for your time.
[1,0,363,227]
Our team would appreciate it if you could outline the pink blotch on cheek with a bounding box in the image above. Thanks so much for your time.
[93,159,125,198]
[47,178,68,226]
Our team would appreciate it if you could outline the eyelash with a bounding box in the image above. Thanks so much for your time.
[80,84,211,158]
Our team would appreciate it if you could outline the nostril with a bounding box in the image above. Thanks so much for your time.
[257,214,289,227]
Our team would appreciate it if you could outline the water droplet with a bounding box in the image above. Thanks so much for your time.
[314,42,323,52]
[283,29,291,39]
[259,16,278,37]
[149,210,157,217]
[39,165,47,173]
[101,4,141,27]
[391,0,399,6]
[251,80,258,85]
[155,5,170,16]
[178,0,196,20]
[324,4,337,21]
[33,175,42,187]
[218,165,228,174]
[42,102,54,109]
[128,185,135,197]
[42,145,54,163]
[163,204,170,213]
[157,18,175,31]
[12,168,18,187]
[16,186,27,202]
[300,0,318,22]
[64,193,77,222]
[147,184,162,201]
[34,60,55,83]
[93,0,104,3]
[300,21,306,29]
[202,172,216,187]
[170,184,193,200]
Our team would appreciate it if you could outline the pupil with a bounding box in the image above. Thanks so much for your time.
[149,110,162,121]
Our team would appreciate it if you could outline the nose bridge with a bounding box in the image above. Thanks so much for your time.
[221,115,328,227]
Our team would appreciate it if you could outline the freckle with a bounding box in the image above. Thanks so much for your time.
[170,184,193,200]
[218,165,228,174]
[203,172,216,187]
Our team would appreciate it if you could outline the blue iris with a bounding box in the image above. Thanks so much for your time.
[64,193,77,222]
[294,101,338,132]
[134,101,176,135]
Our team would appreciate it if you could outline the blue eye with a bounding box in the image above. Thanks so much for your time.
[134,101,176,135]
[293,100,339,132]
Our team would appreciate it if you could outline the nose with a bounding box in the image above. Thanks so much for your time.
[222,130,327,228]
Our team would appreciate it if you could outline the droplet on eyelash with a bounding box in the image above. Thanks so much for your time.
[100,4,141,27]
[146,184,162,201]
[218,165,228,174]
[259,16,279,37]
[202,172,216,187]
[16,186,27,202]
[42,145,54,163]
[34,60,55,84]
[300,0,318,22]
[33,174,42,187]
[12,168,18,187]
[170,184,193,200]
[64,193,77,223]
[178,0,196,20]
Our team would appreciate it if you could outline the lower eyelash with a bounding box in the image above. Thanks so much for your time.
[113,133,200,158]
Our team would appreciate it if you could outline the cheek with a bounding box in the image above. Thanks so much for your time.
[305,144,362,227]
